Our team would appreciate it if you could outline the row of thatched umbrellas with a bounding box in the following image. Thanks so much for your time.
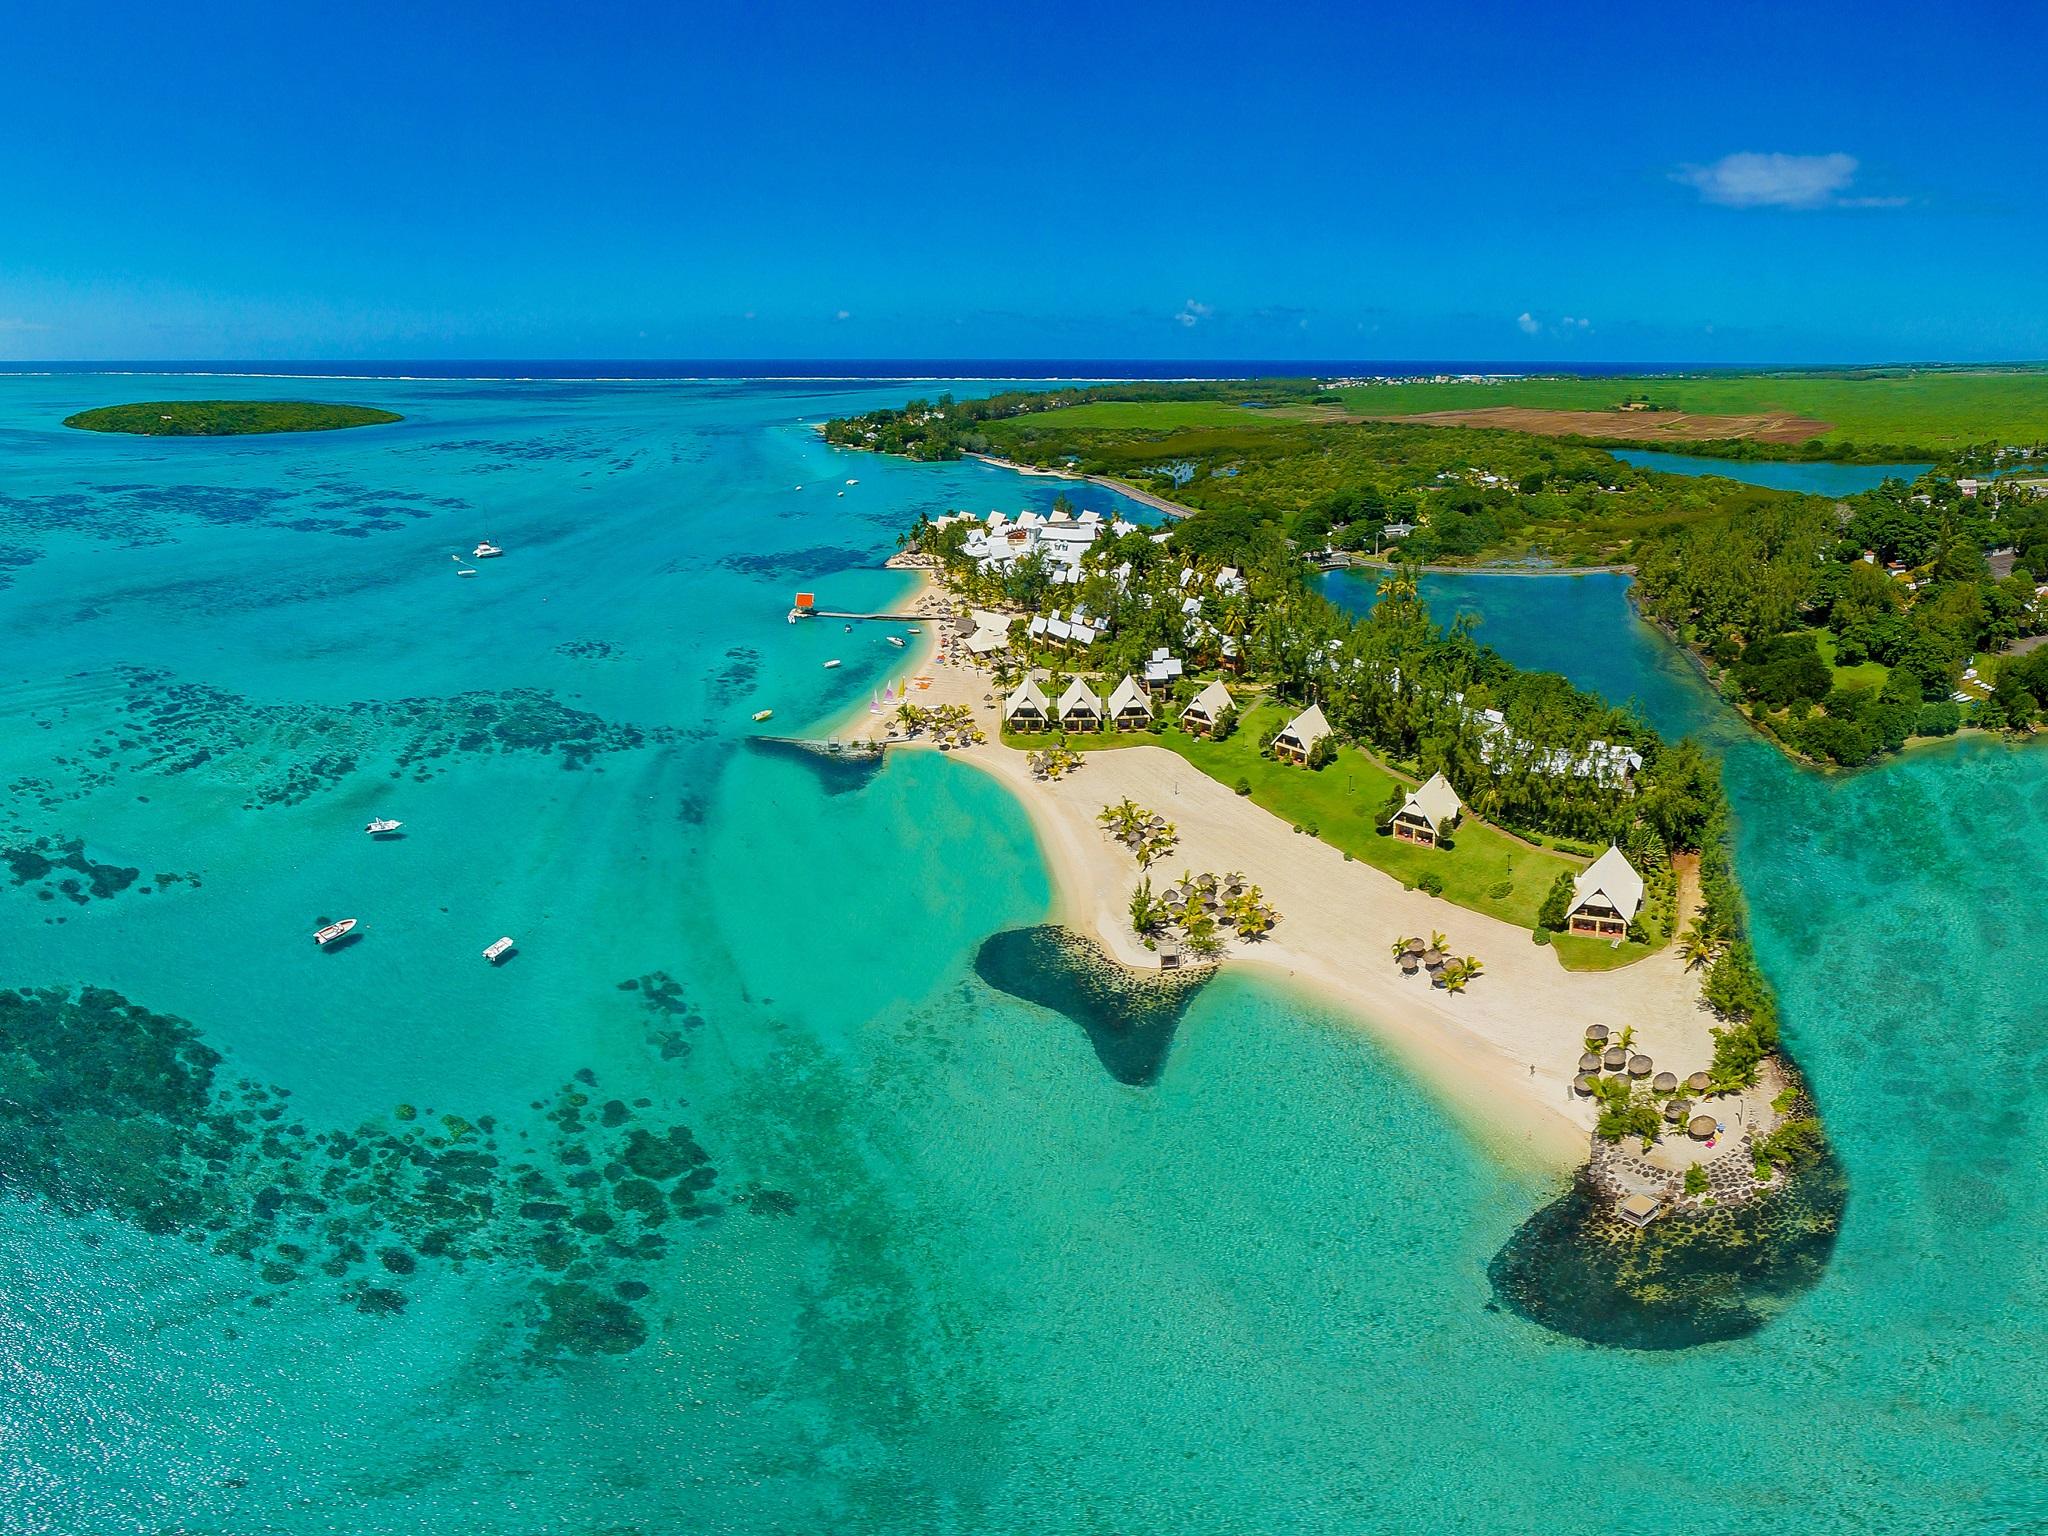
[1162,870,1245,918]
[1396,936,1446,976]
[1574,1024,1720,1138]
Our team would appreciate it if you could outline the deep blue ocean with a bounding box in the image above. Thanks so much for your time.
[1,376,2043,1533]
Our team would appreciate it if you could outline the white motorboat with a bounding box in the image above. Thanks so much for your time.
[365,818,402,836]
[314,918,358,946]
[473,541,504,559]
[823,659,841,669]
[457,568,479,577]
[887,635,906,648]
[752,708,774,722]
[482,936,515,964]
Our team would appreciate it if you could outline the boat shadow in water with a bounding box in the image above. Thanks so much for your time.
[317,930,365,954]
[743,736,888,797]
[1487,1134,1846,1350]
[974,925,1214,1086]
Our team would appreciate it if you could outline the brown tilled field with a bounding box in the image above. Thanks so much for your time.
[1348,406,1833,444]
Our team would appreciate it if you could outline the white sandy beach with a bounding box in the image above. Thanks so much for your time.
[810,600,1733,1174]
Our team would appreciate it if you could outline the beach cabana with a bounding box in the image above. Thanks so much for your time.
[1003,678,1051,732]
[1180,679,1234,736]
[1602,1047,1627,1072]
[1627,1054,1652,1078]
[1687,1114,1717,1140]
[1578,1052,1602,1074]
[1584,1024,1611,1046]
[1057,677,1104,731]
[1652,1071,1678,1093]
[1616,1193,1663,1229]
[1106,675,1153,731]
[1572,1074,1595,1097]
[1687,1071,1712,1094]
[1388,771,1463,848]
[1566,845,1645,938]
[1662,1098,1691,1123]
[1272,703,1332,765]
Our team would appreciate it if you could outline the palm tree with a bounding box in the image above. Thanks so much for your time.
[1679,922,1718,970]
[1390,935,1418,959]
[1459,956,1483,982]
[1429,930,1448,954]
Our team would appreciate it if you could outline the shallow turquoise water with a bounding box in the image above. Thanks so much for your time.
[1611,447,1929,494]
[2,379,2044,1532]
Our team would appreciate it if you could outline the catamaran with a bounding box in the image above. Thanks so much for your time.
[313,918,357,946]
[365,818,402,836]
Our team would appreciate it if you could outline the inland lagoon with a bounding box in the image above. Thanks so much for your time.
[1,375,2044,1532]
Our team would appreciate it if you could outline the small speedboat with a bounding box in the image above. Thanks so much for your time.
[365,818,402,836]
[906,626,921,634]
[314,918,357,946]
[752,708,774,722]
[823,659,841,669]
[887,635,906,648]
[456,568,479,577]
[483,936,515,964]
[473,540,504,559]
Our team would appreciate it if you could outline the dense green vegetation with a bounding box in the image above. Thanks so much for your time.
[64,400,402,435]
[1635,469,2048,763]
[1327,367,2048,457]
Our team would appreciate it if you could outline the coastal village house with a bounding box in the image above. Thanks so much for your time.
[1388,771,1463,848]
[1567,845,1645,938]
[1003,677,1051,732]
[1107,675,1153,731]
[1057,677,1105,731]
[1273,703,1332,765]
[1181,679,1234,736]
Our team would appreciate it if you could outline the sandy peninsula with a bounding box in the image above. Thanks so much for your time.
[821,615,1734,1175]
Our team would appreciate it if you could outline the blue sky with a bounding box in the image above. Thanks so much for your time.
[1,0,2041,363]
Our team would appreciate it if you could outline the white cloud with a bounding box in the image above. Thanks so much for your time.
[1560,315,1592,331]
[1675,151,1893,209]
[1174,299,1213,328]
[834,309,852,321]
[1516,312,1541,336]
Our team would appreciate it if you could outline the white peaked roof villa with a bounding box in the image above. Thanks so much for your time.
[1057,677,1104,725]
[1568,845,1645,937]
[1182,679,1234,731]
[1106,674,1153,729]
[1003,677,1051,728]
[1389,771,1463,847]
[1274,703,1332,763]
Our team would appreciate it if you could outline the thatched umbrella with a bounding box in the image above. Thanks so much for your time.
[1627,1054,1653,1078]
[1662,1098,1691,1123]
[1688,1114,1717,1140]
[1423,949,1446,970]
[1584,1024,1611,1046]
[1653,1071,1678,1093]
[1687,1071,1711,1094]
[1578,1052,1602,1074]
[1404,938,1426,956]
[1572,1074,1595,1097]
[1399,955,1420,975]
[1602,1047,1627,1072]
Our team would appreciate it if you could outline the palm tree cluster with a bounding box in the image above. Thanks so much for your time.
[1096,797,1178,866]
[1027,746,1082,780]
[1389,930,1484,994]
[894,701,985,749]
[1129,868,1278,956]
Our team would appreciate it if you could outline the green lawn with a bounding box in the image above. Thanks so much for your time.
[1007,701,1583,930]
[1549,933,1659,972]
[1810,629,1891,692]
[1322,368,2048,452]
[1002,399,1278,432]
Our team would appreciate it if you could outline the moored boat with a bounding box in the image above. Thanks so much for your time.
[365,817,402,836]
[887,635,906,648]
[313,918,357,946]
[752,708,773,721]
[823,659,841,668]
[473,540,504,559]
[482,936,515,964]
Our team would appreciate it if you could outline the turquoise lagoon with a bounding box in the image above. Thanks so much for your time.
[0,377,2043,1533]
[1610,447,1930,494]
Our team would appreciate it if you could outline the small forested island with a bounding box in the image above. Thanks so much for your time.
[827,368,2048,767]
[63,400,402,436]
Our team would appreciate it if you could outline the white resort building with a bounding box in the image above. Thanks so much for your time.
[1388,771,1463,848]
[1567,845,1645,938]
[1181,679,1234,735]
[1057,677,1105,731]
[1106,675,1153,731]
[1273,703,1332,765]
[1003,677,1051,732]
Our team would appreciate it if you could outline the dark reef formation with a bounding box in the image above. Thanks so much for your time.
[975,925,1214,1086]
[11,667,679,815]
[0,982,784,1361]
[1488,1105,1846,1350]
